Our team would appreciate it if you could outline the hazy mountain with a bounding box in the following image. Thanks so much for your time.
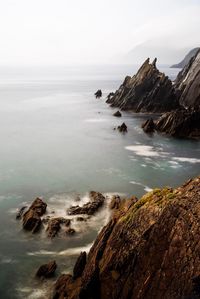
[171,47,200,68]
[123,42,196,65]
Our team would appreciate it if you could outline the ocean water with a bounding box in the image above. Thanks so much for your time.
[0,65,199,299]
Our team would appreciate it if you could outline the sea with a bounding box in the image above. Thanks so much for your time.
[0,64,199,299]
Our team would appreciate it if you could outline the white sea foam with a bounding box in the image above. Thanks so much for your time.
[85,118,108,123]
[172,157,200,164]
[125,145,168,157]
[27,243,93,257]
[130,181,153,192]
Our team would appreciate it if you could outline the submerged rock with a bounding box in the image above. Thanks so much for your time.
[117,122,127,133]
[106,58,179,113]
[36,260,57,278]
[67,191,105,216]
[53,176,200,299]
[22,198,47,233]
[113,110,122,117]
[141,118,155,133]
[94,90,102,98]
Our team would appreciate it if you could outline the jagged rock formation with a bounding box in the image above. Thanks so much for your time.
[171,47,200,69]
[53,177,200,299]
[175,49,200,108]
[22,198,47,233]
[106,58,179,113]
[155,108,200,139]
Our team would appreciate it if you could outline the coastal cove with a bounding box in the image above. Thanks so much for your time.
[0,65,200,299]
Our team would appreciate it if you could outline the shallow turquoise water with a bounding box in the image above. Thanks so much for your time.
[0,65,199,298]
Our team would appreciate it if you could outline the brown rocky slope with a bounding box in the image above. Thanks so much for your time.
[53,176,200,299]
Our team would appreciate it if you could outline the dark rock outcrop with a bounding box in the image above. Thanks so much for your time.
[22,198,47,233]
[106,58,179,113]
[66,228,76,235]
[67,191,105,216]
[36,260,57,278]
[95,90,102,98]
[175,49,200,108]
[16,206,27,220]
[113,111,122,117]
[141,118,155,133]
[46,217,71,238]
[155,108,200,139]
[53,176,200,299]
[117,123,127,133]
[109,195,121,210]
[73,252,87,279]
[171,47,200,69]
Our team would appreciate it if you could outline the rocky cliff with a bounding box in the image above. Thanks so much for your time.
[175,49,200,108]
[53,177,200,299]
[106,58,179,113]
[171,48,200,69]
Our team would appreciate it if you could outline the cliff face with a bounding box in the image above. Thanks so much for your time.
[155,108,200,139]
[175,49,200,108]
[106,58,179,113]
[171,47,200,69]
[53,177,200,299]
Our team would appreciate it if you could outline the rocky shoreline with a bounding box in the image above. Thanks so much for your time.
[51,176,200,299]
[105,50,200,139]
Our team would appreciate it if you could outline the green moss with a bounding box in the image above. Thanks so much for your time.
[121,187,175,225]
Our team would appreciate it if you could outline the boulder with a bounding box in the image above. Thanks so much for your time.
[117,123,127,133]
[113,111,122,117]
[46,218,71,238]
[106,58,179,113]
[22,198,47,233]
[73,252,87,279]
[67,191,105,216]
[141,118,155,133]
[94,90,102,98]
[36,260,57,278]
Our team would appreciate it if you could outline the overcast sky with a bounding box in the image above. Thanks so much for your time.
[0,0,199,65]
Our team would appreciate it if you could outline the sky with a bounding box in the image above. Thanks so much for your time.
[0,0,199,65]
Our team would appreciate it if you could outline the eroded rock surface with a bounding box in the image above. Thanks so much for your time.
[175,49,200,108]
[22,198,47,233]
[53,177,200,299]
[155,108,200,139]
[106,58,178,113]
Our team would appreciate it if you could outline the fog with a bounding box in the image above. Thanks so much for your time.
[0,0,199,65]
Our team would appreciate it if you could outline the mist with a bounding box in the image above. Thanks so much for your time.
[0,0,199,65]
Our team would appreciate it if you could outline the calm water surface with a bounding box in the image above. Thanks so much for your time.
[0,65,199,298]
